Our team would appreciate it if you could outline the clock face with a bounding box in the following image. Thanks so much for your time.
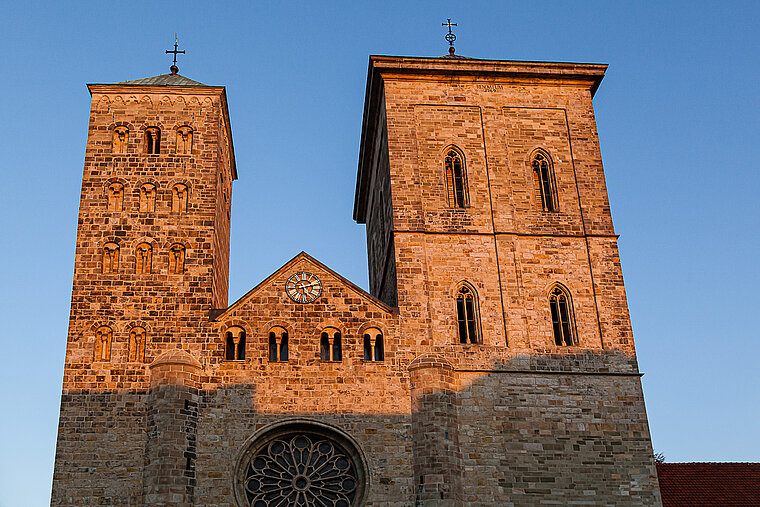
[285,271,322,303]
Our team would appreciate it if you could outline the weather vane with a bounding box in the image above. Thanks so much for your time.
[165,33,186,75]
[442,18,457,55]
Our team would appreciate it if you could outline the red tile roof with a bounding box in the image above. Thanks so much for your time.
[657,462,760,506]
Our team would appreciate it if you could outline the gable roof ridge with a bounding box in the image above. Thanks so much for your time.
[212,251,394,321]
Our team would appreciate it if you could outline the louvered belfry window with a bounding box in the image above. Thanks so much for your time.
[445,148,468,208]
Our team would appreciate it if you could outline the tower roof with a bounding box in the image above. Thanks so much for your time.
[114,73,207,87]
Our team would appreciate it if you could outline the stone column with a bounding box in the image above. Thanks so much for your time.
[408,354,462,506]
[143,350,202,506]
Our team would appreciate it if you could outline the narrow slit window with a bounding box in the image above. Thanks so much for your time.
[444,148,468,208]
[456,284,481,344]
[268,332,278,362]
[531,151,558,212]
[549,285,576,346]
[320,333,330,361]
[363,334,372,361]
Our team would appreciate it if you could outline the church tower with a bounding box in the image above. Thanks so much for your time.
[354,54,662,503]
[52,67,236,505]
[52,49,661,506]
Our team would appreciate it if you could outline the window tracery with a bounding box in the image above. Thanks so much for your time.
[549,284,576,346]
[444,147,468,208]
[225,326,246,361]
[531,150,558,212]
[168,244,185,274]
[268,327,289,362]
[102,243,119,274]
[363,328,384,362]
[139,183,156,212]
[456,283,481,344]
[107,182,123,212]
[135,243,152,274]
[94,326,113,361]
[320,328,342,362]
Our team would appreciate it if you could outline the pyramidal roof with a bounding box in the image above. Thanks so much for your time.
[115,72,207,87]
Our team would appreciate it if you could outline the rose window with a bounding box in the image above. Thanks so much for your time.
[237,427,366,507]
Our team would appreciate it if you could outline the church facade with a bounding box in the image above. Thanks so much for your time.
[52,53,662,505]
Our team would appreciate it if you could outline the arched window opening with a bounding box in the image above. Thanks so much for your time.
[94,326,112,361]
[112,126,128,154]
[145,127,161,155]
[225,326,246,361]
[168,244,185,274]
[444,148,468,208]
[172,183,188,213]
[177,126,193,155]
[549,285,576,346]
[363,328,384,362]
[268,327,289,362]
[456,283,481,344]
[531,150,558,212]
[135,243,152,274]
[139,183,156,212]
[128,327,146,362]
[107,182,123,212]
[320,328,342,362]
[102,243,119,274]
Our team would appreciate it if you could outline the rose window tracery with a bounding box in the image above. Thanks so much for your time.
[237,428,365,507]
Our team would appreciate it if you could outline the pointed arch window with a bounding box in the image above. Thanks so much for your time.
[168,244,185,274]
[102,243,119,274]
[112,126,128,154]
[320,328,342,362]
[363,328,384,362]
[549,285,576,346]
[177,126,193,155]
[128,326,146,362]
[172,183,188,213]
[145,127,161,155]
[107,182,123,212]
[444,147,468,208]
[225,326,246,361]
[135,243,152,274]
[139,183,156,212]
[268,327,289,362]
[94,326,113,361]
[456,283,481,344]
[531,150,558,212]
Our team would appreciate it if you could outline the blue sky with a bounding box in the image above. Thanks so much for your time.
[1,1,758,505]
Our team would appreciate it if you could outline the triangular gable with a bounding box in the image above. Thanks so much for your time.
[212,251,394,321]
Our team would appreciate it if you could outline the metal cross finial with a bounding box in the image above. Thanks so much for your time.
[442,18,458,55]
[165,33,186,74]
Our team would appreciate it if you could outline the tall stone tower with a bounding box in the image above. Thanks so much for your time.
[354,54,662,504]
[52,52,661,506]
[52,69,236,505]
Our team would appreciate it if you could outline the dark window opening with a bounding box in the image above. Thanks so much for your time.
[225,332,235,360]
[445,149,468,208]
[268,332,278,362]
[280,333,289,362]
[363,334,372,361]
[550,286,575,346]
[320,333,330,362]
[374,335,384,362]
[532,151,557,212]
[236,332,246,360]
[145,128,161,155]
[456,284,480,344]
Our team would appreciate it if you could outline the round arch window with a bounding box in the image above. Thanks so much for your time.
[234,421,368,506]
